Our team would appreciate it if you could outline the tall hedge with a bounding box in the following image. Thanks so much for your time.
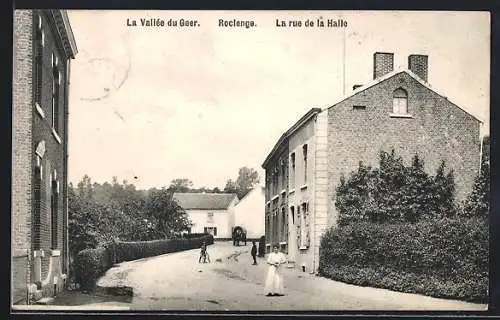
[318,217,488,302]
[335,150,457,224]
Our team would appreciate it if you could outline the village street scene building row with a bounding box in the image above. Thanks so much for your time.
[263,52,482,273]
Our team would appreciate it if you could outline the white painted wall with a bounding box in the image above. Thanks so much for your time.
[233,187,265,239]
[186,198,237,239]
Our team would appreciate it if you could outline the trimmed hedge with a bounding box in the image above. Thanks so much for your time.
[114,234,214,262]
[183,233,210,239]
[74,234,213,290]
[318,217,488,303]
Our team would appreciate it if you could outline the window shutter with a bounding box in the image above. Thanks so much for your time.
[35,32,43,106]
[297,207,301,246]
[304,202,310,247]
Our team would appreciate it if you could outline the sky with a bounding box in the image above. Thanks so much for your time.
[66,10,490,190]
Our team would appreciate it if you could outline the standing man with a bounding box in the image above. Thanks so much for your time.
[251,241,258,265]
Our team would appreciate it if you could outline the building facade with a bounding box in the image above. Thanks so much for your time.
[263,52,482,273]
[263,134,289,254]
[173,193,239,239]
[12,10,78,304]
[233,186,266,240]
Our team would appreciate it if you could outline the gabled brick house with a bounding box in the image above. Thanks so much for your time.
[263,52,482,273]
[12,10,77,304]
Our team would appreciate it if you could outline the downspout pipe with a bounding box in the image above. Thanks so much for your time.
[63,57,70,284]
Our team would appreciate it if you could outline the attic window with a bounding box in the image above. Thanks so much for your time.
[353,105,366,110]
[392,88,408,114]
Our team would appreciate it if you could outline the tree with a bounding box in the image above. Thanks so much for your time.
[146,188,192,237]
[368,150,407,222]
[431,161,457,217]
[335,162,374,225]
[334,149,458,224]
[224,167,260,199]
[167,178,194,193]
[223,179,238,194]
[401,154,432,222]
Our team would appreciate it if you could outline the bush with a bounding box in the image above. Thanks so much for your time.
[74,234,213,290]
[318,217,488,303]
[74,246,114,291]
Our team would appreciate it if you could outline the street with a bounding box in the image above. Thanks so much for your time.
[96,241,487,311]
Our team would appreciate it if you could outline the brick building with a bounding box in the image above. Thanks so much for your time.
[12,10,77,304]
[263,52,482,273]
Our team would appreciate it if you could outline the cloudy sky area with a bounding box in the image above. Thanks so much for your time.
[66,10,490,190]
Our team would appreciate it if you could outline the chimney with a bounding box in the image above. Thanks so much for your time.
[408,54,428,82]
[352,84,363,90]
[373,52,394,79]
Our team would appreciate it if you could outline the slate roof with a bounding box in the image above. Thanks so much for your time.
[172,193,238,210]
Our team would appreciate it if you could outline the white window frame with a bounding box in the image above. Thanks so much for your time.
[299,202,310,249]
[51,54,62,143]
[302,144,308,184]
[392,88,408,115]
[34,15,45,118]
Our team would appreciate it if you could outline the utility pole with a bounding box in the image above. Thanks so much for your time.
[342,24,346,95]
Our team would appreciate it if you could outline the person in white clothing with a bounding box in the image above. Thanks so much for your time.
[264,245,287,296]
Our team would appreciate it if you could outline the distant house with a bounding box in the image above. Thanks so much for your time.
[173,193,239,239]
[233,186,266,240]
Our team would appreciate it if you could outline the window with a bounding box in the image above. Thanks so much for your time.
[265,214,271,239]
[299,202,310,248]
[273,208,279,242]
[266,175,271,198]
[273,167,279,195]
[303,144,308,183]
[34,155,43,250]
[296,206,301,247]
[207,212,214,223]
[353,105,366,110]
[34,15,44,110]
[290,153,296,187]
[392,88,408,114]
[51,54,61,133]
[281,207,287,242]
[51,172,59,249]
[290,206,295,225]
[204,227,217,236]
[281,159,286,189]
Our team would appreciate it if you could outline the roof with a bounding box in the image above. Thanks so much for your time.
[324,68,483,123]
[262,68,483,170]
[172,193,238,210]
[262,108,322,168]
[49,10,78,59]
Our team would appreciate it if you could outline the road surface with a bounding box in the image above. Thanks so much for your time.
[96,241,487,311]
